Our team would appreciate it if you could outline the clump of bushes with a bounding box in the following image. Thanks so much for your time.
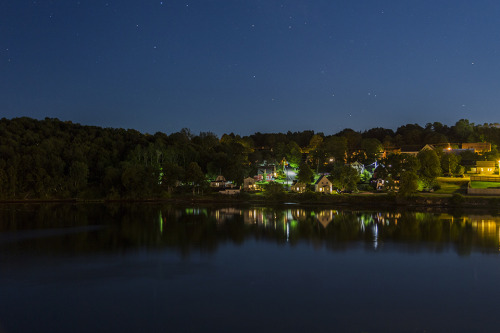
[263,182,286,201]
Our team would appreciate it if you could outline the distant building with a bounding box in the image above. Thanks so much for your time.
[210,175,236,189]
[210,175,227,188]
[400,144,435,157]
[462,142,491,153]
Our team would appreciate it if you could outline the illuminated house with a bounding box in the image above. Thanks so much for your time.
[291,182,307,193]
[314,175,333,193]
[462,142,491,153]
[210,175,227,188]
[475,161,496,175]
[243,177,256,191]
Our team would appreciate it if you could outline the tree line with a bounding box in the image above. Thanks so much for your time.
[1,117,499,199]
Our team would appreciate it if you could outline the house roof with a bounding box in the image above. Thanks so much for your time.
[214,175,226,182]
[476,161,496,167]
[314,175,331,185]
[400,144,435,153]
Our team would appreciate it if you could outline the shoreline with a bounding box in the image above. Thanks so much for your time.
[1,192,499,212]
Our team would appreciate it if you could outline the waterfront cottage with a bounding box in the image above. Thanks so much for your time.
[314,175,333,194]
[210,175,227,188]
[291,182,307,193]
[475,161,496,175]
[243,177,256,191]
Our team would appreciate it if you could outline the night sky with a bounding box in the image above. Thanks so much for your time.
[2,1,500,136]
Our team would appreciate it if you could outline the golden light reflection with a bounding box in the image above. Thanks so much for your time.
[181,208,500,251]
[469,216,500,250]
[316,210,336,228]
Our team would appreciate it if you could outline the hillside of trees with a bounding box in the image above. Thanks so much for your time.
[1,117,500,199]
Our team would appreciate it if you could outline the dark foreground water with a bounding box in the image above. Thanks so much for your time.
[1,204,500,333]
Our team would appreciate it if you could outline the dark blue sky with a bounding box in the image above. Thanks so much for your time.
[2,1,500,135]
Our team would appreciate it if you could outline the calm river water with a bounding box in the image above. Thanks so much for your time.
[1,203,500,333]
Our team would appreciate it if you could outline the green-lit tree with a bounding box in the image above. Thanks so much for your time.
[329,163,360,192]
[264,182,285,200]
[398,171,419,196]
[441,153,460,177]
[296,162,314,184]
[417,149,441,189]
[185,162,206,195]
[286,141,302,167]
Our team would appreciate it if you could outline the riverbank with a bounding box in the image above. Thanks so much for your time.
[2,192,499,211]
[182,192,500,211]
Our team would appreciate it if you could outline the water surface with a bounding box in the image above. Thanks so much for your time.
[1,204,499,332]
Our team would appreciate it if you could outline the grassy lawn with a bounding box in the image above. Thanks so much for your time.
[469,181,500,189]
[435,177,469,194]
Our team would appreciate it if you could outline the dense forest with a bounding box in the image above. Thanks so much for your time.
[1,117,500,199]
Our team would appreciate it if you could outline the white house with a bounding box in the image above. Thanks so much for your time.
[314,175,333,193]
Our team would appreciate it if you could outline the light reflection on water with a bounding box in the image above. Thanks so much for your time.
[1,204,500,333]
[194,206,500,253]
